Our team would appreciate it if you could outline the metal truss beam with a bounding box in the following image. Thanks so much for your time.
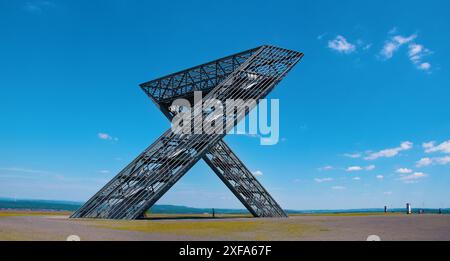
[149,79,287,218]
[71,46,303,220]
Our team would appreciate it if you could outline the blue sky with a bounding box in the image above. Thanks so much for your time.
[1,0,450,210]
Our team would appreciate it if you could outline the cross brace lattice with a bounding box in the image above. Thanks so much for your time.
[71,45,303,219]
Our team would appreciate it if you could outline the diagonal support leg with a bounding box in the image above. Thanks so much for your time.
[153,89,287,218]
[71,46,302,220]
[204,141,287,217]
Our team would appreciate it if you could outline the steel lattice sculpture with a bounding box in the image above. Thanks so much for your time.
[71,45,303,219]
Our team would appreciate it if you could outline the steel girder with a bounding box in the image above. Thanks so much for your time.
[152,92,287,218]
[71,46,303,219]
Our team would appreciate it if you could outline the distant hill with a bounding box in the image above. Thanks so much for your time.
[0,198,448,214]
[0,198,248,214]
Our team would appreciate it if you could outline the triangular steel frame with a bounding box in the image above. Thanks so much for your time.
[71,46,303,219]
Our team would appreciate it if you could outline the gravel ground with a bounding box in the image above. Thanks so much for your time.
[0,213,449,241]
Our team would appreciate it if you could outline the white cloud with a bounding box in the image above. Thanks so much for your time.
[328,35,356,54]
[417,156,450,167]
[346,165,375,172]
[388,27,398,35]
[399,172,427,183]
[409,44,430,59]
[380,30,433,71]
[409,43,425,59]
[424,140,450,154]
[422,141,435,150]
[418,62,431,71]
[98,170,110,174]
[416,157,433,167]
[252,170,263,176]
[331,186,346,190]
[383,191,393,195]
[380,42,398,59]
[343,153,361,159]
[365,165,376,171]
[98,132,118,141]
[315,177,333,183]
[98,133,112,140]
[318,166,333,171]
[408,43,432,71]
[396,168,413,174]
[434,156,450,165]
[353,177,361,181]
[364,141,413,160]
[346,166,363,172]
[393,35,417,45]
[418,156,450,167]
[376,175,384,180]
[380,34,417,59]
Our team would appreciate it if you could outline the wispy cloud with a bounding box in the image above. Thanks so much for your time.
[379,34,417,60]
[434,156,450,165]
[293,178,302,183]
[331,186,346,190]
[379,29,433,71]
[346,165,376,172]
[0,167,52,175]
[416,156,450,167]
[98,170,110,174]
[0,166,65,181]
[418,62,431,71]
[363,43,373,50]
[24,1,54,14]
[388,27,398,35]
[343,153,361,159]
[314,177,333,183]
[408,43,433,71]
[353,177,361,181]
[366,165,376,171]
[346,166,363,172]
[396,168,413,174]
[252,170,263,177]
[364,141,413,160]
[317,33,327,40]
[399,172,427,184]
[328,35,356,54]
[423,140,450,154]
[98,132,118,141]
[416,157,433,167]
[376,175,384,180]
[318,166,333,171]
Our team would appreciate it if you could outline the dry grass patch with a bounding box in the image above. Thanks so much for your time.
[89,218,325,240]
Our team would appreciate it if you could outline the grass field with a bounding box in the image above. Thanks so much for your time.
[1,210,449,241]
[90,219,323,240]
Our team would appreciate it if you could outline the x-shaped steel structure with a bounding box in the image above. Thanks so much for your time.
[71,45,303,219]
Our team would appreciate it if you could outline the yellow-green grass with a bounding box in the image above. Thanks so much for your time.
[143,213,252,219]
[0,210,71,217]
[88,218,324,240]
